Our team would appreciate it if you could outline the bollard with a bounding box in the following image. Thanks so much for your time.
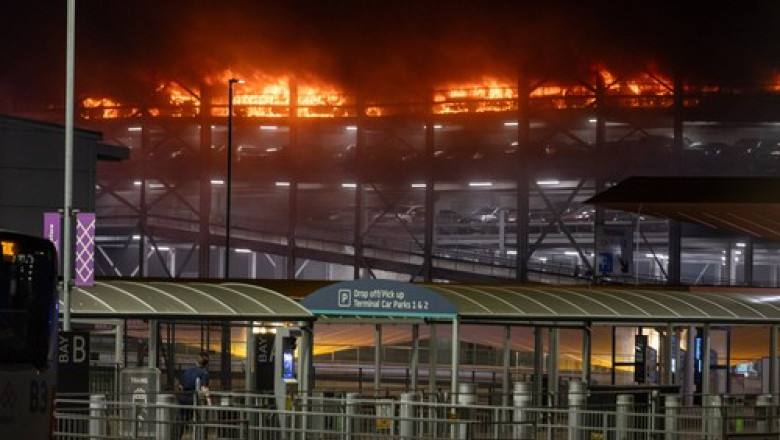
[567,380,586,440]
[399,392,418,440]
[513,382,533,440]
[703,395,722,440]
[664,394,679,440]
[616,394,634,440]
[88,394,107,440]
[457,383,476,440]
[156,393,176,440]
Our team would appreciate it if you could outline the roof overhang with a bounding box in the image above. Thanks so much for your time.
[585,176,780,241]
[64,280,315,322]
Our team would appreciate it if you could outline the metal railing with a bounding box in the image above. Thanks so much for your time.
[54,391,780,440]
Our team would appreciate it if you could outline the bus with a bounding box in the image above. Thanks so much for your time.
[0,230,59,439]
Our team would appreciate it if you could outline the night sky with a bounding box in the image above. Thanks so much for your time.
[2,1,780,107]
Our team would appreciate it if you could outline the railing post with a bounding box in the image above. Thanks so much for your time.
[88,394,107,440]
[664,394,679,440]
[457,383,476,440]
[513,382,533,440]
[399,392,418,439]
[704,395,722,440]
[567,379,586,440]
[156,393,176,440]
[616,394,634,440]
[345,392,359,440]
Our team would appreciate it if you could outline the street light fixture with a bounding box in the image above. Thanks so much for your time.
[225,77,244,279]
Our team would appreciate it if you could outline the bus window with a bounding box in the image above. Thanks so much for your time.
[0,234,58,370]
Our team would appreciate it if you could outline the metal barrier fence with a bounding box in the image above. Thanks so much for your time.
[55,391,780,440]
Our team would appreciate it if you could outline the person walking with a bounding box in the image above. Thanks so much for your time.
[176,351,211,440]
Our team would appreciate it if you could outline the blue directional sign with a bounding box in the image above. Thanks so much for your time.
[301,279,457,318]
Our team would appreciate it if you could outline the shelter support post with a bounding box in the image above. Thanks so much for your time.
[451,316,460,407]
[429,323,438,396]
[534,327,544,405]
[502,325,511,409]
[684,326,696,406]
[582,323,591,385]
[701,324,711,397]
[300,322,314,396]
[549,327,559,406]
[411,324,419,391]
[149,319,158,368]
[245,323,254,392]
[374,324,382,395]
[663,324,674,385]
[772,325,779,404]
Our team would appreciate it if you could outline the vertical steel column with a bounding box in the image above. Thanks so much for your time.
[534,327,545,405]
[429,323,438,396]
[198,85,213,278]
[771,325,778,403]
[701,324,711,397]
[593,74,607,277]
[684,326,696,406]
[745,238,754,286]
[502,325,511,408]
[411,324,420,390]
[582,323,591,385]
[353,95,366,279]
[225,80,236,278]
[515,70,530,282]
[286,80,299,279]
[667,73,684,285]
[138,124,150,277]
[148,320,158,368]
[221,323,231,390]
[374,324,382,395]
[423,117,435,282]
[663,324,674,385]
[451,317,460,407]
[548,328,559,406]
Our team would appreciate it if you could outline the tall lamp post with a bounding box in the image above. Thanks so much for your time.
[225,78,244,279]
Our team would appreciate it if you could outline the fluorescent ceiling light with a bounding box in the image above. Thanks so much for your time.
[210,179,225,185]
[275,181,290,187]
[411,183,426,188]
[536,179,560,185]
[341,183,357,188]
[468,181,492,187]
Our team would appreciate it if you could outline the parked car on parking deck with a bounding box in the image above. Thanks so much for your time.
[435,209,470,234]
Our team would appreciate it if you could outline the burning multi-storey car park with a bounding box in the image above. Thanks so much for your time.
[67,64,780,286]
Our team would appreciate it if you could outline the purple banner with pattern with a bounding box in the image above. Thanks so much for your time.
[43,212,61,256]
[75,212,96,287]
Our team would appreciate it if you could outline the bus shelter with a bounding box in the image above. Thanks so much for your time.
[63,280,316,397]
[303,280,780,406]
